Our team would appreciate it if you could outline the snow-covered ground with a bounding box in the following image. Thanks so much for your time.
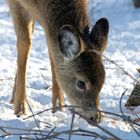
[1,0,140,139]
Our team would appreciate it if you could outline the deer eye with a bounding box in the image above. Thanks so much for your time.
[76,80,86,91]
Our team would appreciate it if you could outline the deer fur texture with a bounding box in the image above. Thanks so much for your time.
[7,0,109,123]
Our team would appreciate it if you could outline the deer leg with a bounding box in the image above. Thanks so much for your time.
[10,74,17,104]
[8,0,34,116]
[50,56,64,112]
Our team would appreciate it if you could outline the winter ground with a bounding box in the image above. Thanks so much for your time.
[0,0,140,139]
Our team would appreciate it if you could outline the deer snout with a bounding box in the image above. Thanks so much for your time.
[89,111,103,124]
[83,108,103,124]
[82,101,103,124]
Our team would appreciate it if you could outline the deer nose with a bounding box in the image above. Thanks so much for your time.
[90,112,103,124]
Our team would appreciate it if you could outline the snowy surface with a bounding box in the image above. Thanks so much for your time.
[1,0,140,139]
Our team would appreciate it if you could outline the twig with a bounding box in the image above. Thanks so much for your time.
[47,129,100,139]
[0,126,10,136]
[23,105,80,120]
[78,128,100,137]
[0,125,48,133]
[103,55,136,81]
[41,73,50,89]
[38,120,53,128]
[46,126,56,139]
[69,108,75,140]
[89,49,137,81]
[70,110,122,140]
[0,132,47,137]
[98,109,140,127]
[132,110,140,122]
[26,100,43,139]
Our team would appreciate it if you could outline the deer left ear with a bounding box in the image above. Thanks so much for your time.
[58,25,81,60]
[90,18,109,52]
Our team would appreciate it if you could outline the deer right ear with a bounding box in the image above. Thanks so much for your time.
[90,18,109,52]
[58,25,81,60]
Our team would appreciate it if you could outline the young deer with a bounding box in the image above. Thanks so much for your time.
[7,0,109,123]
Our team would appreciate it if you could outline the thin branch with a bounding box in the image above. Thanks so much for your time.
[41,73,51,89]
[47,129,102,140]
[131,110,140,123]
[0,126,10,136]
[0,132,47,138]
[23,105,80,120]
[89,49,137,81]
[38,120,53,128]
[103,55,136,81]
[70,110,122,140]
[26,100,43,139]
[0,125,48,133]
[69,108,75,140]
[98,109,140,127]
[45,126,56,139]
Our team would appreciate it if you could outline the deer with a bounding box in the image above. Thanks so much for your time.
[7,0,109,123]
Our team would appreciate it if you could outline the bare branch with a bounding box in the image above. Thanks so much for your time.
[89,49,137,81]
[26,100,43,139]
[23,105,80,120]
[69,108,75,140]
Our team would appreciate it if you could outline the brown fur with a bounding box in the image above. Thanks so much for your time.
[7,0,109,123]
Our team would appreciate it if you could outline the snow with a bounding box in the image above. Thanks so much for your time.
[0,0,140,139]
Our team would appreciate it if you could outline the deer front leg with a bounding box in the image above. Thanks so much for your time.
[8,0,34,116]
[10,74,17,104]
[14,42,30,116]
[50,56,64,112]
[13,37,33,116]
[52,78,64,113]
[10,41,32,116]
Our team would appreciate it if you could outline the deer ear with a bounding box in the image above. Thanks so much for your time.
[90,18,109,52]
[58,25,81,60]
